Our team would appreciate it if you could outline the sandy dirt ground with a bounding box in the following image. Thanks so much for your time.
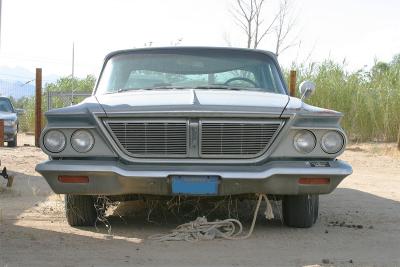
[0,134,399,267]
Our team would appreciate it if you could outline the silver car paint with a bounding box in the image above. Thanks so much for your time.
[96,89,290,115]
[36,47,352,196]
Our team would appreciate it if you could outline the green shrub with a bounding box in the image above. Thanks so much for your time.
[11,59,400,142]
[290,55,400,142]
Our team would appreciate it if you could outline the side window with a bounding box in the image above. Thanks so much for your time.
[173,74,208,86]
[125,70,167,89]
[125,71,210,88]
[214,70,257,87]
[0,99,13,112]
[0,102,7,112]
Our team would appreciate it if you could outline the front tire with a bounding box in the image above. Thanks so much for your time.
[65,195,97,226]
[282,194,319,228]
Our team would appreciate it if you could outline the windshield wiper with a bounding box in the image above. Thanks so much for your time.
[117,86,190,93]
[193,85,245,91]
[115,85,254,93]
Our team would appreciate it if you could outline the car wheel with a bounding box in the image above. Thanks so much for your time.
[282,194,319,228]
[7,135,17,147]
[65,195,97,226]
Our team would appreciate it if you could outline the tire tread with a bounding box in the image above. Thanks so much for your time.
[283,194,319,228]
[65,195,97,226]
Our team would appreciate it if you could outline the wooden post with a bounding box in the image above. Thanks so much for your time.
[289,70,297,97]
[35,68,42,147]
[397,126,400,151]
[0,120,4,147]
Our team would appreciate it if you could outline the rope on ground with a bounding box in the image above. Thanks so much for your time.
[149,193,274,242]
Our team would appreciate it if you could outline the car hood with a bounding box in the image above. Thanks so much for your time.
[0,111,17,120]
[95,89,290,116]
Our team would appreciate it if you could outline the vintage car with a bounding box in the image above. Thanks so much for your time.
[36,47,352,228]
[0,96,23,147]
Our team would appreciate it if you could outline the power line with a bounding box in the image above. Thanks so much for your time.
[0,0,2,49]
[0,73,54,83]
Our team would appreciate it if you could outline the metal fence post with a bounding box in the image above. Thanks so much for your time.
[0,120,4,147]
[47,90,51,111]
[35,68,42,147]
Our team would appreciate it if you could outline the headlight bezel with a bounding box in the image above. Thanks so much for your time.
[70,129,95,153]
[320,130,345,154]
[43,130,67,153]
[293,130,317,154]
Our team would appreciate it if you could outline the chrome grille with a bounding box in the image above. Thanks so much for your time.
[105,120,188,157]
[200,120,281,158]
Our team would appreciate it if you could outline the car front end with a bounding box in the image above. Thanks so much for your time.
[3,119,18,142]
[0,97,19,146]
[36,107,351,196]
[36,47,352,228]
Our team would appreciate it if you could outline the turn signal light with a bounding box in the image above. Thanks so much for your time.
[58,175,89,183]
[298,177,330,185]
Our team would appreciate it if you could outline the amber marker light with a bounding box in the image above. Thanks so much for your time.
[298,178,330,185]
[58,175,89,183]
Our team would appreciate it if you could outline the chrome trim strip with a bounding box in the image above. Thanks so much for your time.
[36,159,353,180]
[101,111,282,118]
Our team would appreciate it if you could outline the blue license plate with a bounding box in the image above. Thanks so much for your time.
[171,175,219,195]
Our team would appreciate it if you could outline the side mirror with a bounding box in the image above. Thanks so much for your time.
[299,81,316,100]
[15,108,25,115]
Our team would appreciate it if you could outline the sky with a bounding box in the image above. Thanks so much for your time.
[0,0,399,80]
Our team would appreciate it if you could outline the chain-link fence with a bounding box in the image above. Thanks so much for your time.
[0,79,35,133]
[47,91,91,111]
[0,78,92,132]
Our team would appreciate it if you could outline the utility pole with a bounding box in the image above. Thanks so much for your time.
[71,42,75,105]
[0,0,3,145]
[0,0,3,49]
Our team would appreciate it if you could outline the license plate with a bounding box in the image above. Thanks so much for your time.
[171,175,219,195]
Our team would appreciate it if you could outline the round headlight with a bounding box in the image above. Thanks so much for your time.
[71,130,94,153]
[293,130,316,154]
[43,130,66,153]
[321,131,344,154]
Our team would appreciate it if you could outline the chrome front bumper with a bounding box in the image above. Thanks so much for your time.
[36,159,352,196]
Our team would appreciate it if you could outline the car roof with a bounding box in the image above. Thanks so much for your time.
[104,46,277,61]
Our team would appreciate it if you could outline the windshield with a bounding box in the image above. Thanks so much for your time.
[0,98,14,113]
[96,50,286,95]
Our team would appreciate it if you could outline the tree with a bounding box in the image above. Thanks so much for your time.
[231,0,296,55]
[273,0,296,56]
[45,75,96,93]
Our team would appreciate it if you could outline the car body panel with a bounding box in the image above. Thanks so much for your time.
[36,159,352,196]
[96,89,289,116]
[36,47,352,197]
